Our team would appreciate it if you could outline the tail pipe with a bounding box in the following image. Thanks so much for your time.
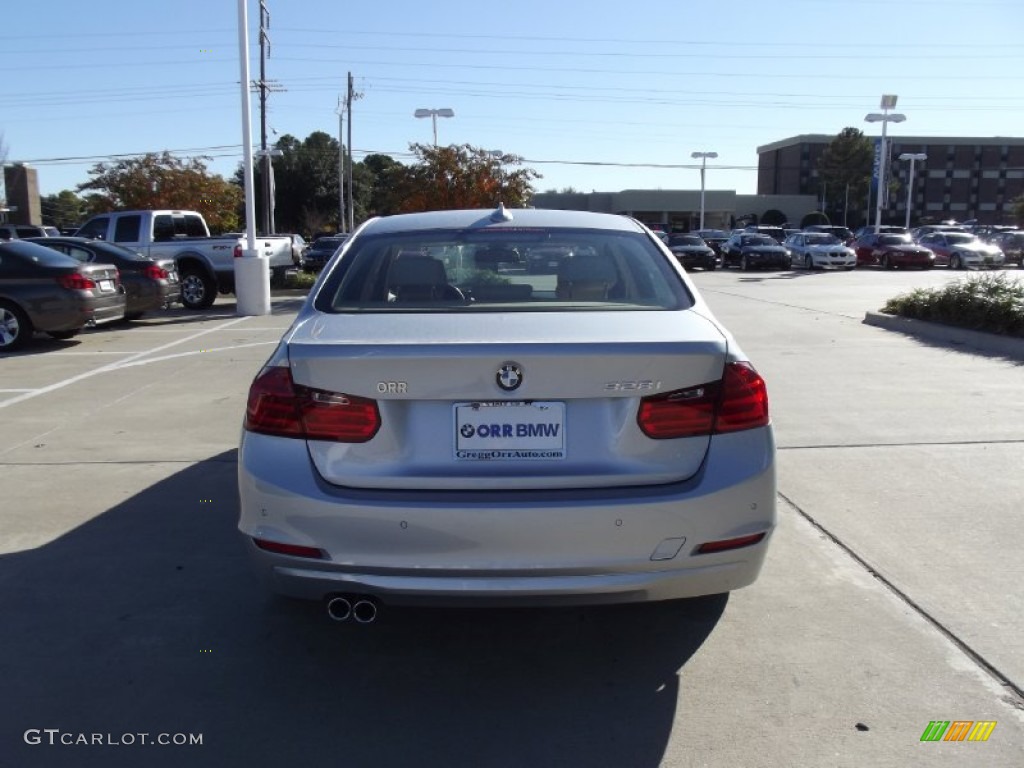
[326,595,379,624]
[326,596,352,622]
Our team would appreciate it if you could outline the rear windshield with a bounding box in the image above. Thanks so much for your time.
[315,227,691,312]
[805,234,840,245]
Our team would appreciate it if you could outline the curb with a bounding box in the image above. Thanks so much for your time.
[863,312,1024,361]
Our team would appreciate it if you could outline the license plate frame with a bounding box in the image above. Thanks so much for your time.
[454,401,565,461]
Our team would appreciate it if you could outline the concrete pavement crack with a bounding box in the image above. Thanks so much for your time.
[778,490,1024,708]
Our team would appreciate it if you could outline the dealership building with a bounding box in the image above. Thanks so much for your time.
[531,135,1024,230]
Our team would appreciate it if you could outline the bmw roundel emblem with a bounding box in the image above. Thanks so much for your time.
[496,362,523,391]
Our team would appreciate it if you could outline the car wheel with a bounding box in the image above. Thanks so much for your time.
[950,253,962,270]
[804,254,814,270]
[180,269,217,309]
[47,329,80,340]
[0,301,33,351]
[740,255,750,272]
[707,262,716,271]
[882,254,893,270]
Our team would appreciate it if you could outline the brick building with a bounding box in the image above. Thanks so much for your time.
[757,135,1024,226]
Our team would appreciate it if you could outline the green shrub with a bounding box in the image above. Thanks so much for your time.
[881,272,1024,337]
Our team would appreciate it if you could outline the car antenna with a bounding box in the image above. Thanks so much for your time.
[491,202,513,223]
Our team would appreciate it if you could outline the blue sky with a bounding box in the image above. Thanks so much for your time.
[2,0,1022,200]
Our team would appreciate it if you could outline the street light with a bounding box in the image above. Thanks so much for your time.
[899,152,927,230]
[691,151,717,230]
[414,108,454,146]
[865,95,906,234]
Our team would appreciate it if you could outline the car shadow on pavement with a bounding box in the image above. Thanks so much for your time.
[0,450,727,768]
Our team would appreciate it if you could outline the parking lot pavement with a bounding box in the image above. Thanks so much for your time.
[694,267,1024,698]
[1,283,1022,766]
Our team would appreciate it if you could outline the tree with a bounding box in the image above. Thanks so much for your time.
[1012,194,1024,227]
[818,128,874,224]
[41,190,89,229]
[260,131,341,235]
[77,152,241,232]
[386,144,540,213]
[800,211,830,228]
[761,209,788,226]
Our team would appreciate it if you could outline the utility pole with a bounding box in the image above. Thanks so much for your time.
[253,1,284,234]
[346,71,356,233]
[337,96,346,234]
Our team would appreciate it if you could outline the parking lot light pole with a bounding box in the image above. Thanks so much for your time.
[899,152,927,230]
[865,95,906,234]
[691,151,717,230]
[414,108,454,146]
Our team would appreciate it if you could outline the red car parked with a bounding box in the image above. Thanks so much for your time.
[852,233,935,270]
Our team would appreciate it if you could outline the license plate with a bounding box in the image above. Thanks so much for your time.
[98,279,114,292]
[454,401,565,460]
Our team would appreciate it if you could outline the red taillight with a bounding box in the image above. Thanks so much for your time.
[637,361,769,439]
[253,538,328,559]
[143,263,170,279]
[695,532,766,554]
[233,244,243,258]
[244,366,380,442]
[58,273,97,290]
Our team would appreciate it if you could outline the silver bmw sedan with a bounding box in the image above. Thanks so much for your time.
[238,206,776,620]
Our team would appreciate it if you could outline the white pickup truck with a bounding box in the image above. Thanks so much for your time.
[74,210,293,309]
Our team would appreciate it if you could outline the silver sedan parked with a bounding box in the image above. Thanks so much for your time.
[238,207,776,620]
[784,232,857,270]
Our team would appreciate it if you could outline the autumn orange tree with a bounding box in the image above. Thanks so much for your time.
[387,144,540,213]
[77,152,242,232]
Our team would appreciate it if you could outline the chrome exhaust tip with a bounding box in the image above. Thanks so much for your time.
[352,599,378,624]
[326,596,352,622]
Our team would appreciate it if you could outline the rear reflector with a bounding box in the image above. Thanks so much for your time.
[253,538,328,559]
[637,361,769,439]
[695,532,766,555]
[245,366,381,442]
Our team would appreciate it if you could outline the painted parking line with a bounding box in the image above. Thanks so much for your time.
[0,316,254,411]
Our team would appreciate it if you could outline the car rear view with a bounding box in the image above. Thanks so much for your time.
[238,207,776,618]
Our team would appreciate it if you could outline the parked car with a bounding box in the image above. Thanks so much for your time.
[285,234,309,266]
[910,224,967,243]
[720,232,790,271]
[74,210,293,309]
[26,237,180,320]
[990,231,1024,266]
[692,229,729,257]
[0,224,60,240]
[851,233,935,270]
[803,225,855,244]
[917,232,1005,269]
[525,245,572,274]
[783,232,856,270]
[744,225,787,244]
[238,206,776,616]
[852,225,908,241]
[0,240,126,351]
[301,235,348,272]
[666,233,716,271]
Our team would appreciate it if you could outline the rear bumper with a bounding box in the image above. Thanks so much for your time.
[238,427,777,606]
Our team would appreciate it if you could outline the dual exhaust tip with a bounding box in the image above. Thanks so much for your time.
[326,595,378,624]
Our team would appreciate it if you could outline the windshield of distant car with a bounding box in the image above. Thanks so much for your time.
[944,233,978,244]
[879,235,912,245]
[742,236,776,246]
[316,227,692,312]
[668,235,705,247]
[805,234,840,245]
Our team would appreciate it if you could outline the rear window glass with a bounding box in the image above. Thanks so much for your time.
[316,228,691,313]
